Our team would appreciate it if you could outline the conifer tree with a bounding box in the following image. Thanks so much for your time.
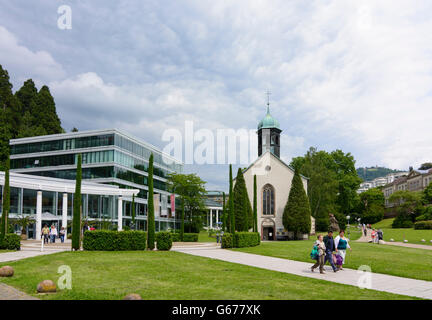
[72,154,82,250]
[0,156,10,239]
[253,175,258,232]
[222,192,226,232]
[147,154,155,250]
[228,165,235,234]
[233,168,253,231]
[282,170,312,239]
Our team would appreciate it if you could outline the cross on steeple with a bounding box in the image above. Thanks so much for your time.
[266,90,271,113]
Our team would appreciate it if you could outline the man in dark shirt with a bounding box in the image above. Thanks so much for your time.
[323,230,338,272]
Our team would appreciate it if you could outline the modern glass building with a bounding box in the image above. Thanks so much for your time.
[9,129,184,233]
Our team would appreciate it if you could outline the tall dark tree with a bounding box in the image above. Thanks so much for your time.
[15,79,37,114]
[222,192,226,232]
[33,86,63,135]
[253,175,258,232]
[282,170,312,239]
[0,156,10,240]
[232,168,253,231]
[147,154,155,250]
[72,154,82,250]
[228,164,235,234]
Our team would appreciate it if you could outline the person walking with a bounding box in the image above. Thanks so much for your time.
[363,224,367,237]
[371,229,377,243]
[42,224,50,244]
[311,235,326,274]
[334,230,351,270]
[50,225,58,243]
[323,230,338,272]
[59,226,66,243]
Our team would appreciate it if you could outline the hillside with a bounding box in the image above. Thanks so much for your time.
[356,167,404,182]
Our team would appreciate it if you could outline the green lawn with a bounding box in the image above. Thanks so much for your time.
[373,218,432,246]
[0,251,415,300]
[234,240,432,282]
[198,230,216,242]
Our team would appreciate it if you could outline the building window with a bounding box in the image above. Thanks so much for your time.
[262,184,275,215]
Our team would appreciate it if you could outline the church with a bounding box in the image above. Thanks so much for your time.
[241,102,315,240]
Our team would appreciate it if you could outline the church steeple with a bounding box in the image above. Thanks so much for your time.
[257,93,282,158]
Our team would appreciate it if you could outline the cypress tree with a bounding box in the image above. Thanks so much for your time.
[233,168,253,231]
[0,156,10,239]
[72,154,82,250]
[228,165,235,234]
[180,197,185,241]
[282,170,312,240]
[34,86,63,135]
[147,153,155,250]
[222,192,226,232]
[253,175,258,232]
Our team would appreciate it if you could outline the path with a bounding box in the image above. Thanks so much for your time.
[173,244,432,300]
[356,229,432,250]
[0,283,38,300]
[0,240,69,263]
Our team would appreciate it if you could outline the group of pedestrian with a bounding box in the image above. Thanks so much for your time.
[371,228,383,244]
[41,224,66,244]
[311,230,352,274]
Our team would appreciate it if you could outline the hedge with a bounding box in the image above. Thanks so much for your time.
[171,233,198,242]
[221,232,260,248]
[0,234,21,250]
[156,231,172,251]
[414,220,432,230]
[83,230,146,251]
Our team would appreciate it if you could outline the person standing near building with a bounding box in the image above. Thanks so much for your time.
[50,224,58,243]
[59,226,66,243]
[334,230,351,269]
[42,224,50,244]
[323,230,338,272]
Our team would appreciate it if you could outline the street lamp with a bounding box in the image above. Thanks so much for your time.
[346,215,351,236]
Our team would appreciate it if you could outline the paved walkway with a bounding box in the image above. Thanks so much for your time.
[0,283,38,300]
[173,245,432,300]
[0,240,69,263]
[357,228,432,250]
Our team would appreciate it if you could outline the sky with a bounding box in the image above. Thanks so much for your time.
[1,0,432,191]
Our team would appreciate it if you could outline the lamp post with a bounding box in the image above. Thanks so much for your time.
[346,215,351,236]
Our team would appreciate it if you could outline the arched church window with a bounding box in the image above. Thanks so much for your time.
[262,184,275,215]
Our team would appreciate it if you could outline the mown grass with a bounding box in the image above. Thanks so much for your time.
[373,218,432,246]
[234,240,432,281]
[0,250,415,300]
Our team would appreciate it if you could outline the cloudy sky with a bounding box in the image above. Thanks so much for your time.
[1,0,432,191]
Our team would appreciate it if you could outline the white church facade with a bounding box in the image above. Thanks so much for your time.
[242,103,314,240]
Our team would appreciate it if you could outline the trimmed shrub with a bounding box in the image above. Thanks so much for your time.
[83,230,146,251]
[414,220,432,230]
[392,214,414,228]
[183,222,200,234]
[0,234,21,250]
[171,233,198,242]
[156,232,172,251]
[221,232,260,248]
[221,233,233,248]
[233,232,260,248]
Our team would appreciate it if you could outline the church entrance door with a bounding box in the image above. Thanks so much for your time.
[262,226,275,240]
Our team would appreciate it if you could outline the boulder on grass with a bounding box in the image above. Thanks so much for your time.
[0,266,14,277]
[403,240,408,243]
[390,238,394,242]
[421,239,426,242]
[378,240,386,244]
[123,293,142,300]
[37,280,56,293]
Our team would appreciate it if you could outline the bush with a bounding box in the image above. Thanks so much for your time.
[221,233,233,248]
[362,204,385,224]
[184,221,200,233]
[221,232,260,248]
[233,232,260,248]
[171,233,198,242]
[156,231,172,250]
[414,220,432,230]
[392,218,413,228]
[0,234,21,250]
[83,230,146,251]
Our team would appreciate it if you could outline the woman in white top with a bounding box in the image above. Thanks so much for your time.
[50,225,58,243]
[334,230,351,269]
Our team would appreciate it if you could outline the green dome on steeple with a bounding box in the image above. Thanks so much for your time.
[258,104,280,130]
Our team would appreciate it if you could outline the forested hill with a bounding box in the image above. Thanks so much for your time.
[356,167,404,182]
[0,65,64,169]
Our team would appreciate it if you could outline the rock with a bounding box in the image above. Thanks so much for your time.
[421,239,426,242]
[123,293,142,300]
[37,280,56,293]
[0,266,14,277]
[378,240,386,244]
[390,238,394,242]
[430,240,432,243]
[403,240,408,243]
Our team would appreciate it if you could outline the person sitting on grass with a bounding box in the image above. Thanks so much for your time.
[311,235,326,274]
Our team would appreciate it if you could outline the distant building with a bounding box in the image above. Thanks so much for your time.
[357,171,408,194]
